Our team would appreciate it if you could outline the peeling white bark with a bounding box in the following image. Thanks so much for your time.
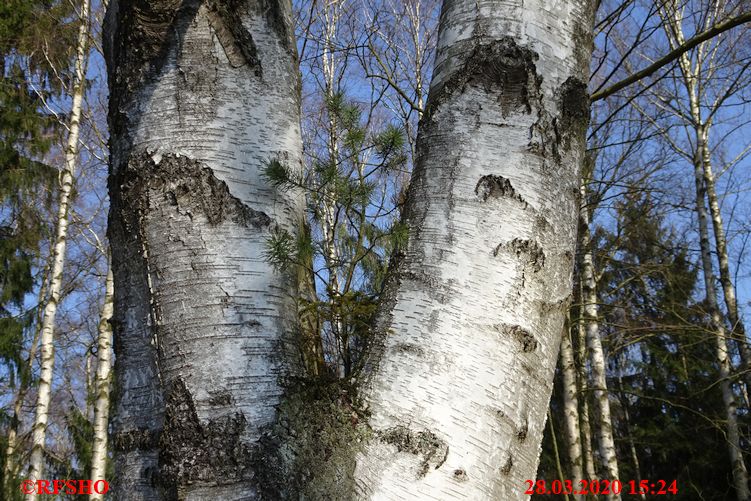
[90,266,114,501]
[26,1,90,496]
[353,0,595,498]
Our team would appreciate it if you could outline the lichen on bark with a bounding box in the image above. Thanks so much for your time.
[252,376,370,500]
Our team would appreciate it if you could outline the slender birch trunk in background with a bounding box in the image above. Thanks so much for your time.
[579,183,620,499]
[103,0,303,497]
[353,0,596,497]
[2,264,50,496]
[319,0,346,374]
[700,129,751,391]
[560,324,584,500]
[89,266,114,501]
[26,0,90,494]
[691,132,749,501]
[661,5,750,497]
[577,312,598,483]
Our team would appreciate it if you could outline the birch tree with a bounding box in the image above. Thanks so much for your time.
[558,324,584,500]
[26,0,91,493]
[351,0,596,497]
[89,265,113,501]
[103,0,600,496]
[654,2,751,497]
[103,0,304,497]
[578,180,621,498]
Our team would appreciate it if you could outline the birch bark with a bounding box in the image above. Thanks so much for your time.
[353,0,596,498]
[89,266,114,501]
[579,183,620,499]
[559,324,584,500]
[661,5,750,497]
[103,0,303,498]
[26,0,90,495]
[690,128,749,501]
[700,130,751,393]
[577,313,598,483]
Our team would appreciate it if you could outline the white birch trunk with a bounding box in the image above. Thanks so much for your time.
[691,133,749,501]
[353,0,596,498]
[89,266,114,501]
[579,183,620,498]
[103,0,303,498]
[26,0,90,495]
[657,5,749,498]
[560,325,584,500]
[577,311,598,483]
[668,10,750,495]
[700,131,751,393]
[319,0,346,374]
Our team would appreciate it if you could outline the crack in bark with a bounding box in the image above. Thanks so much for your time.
[493,323,538,353]
[493,239,545,272]
[500,454,513,475]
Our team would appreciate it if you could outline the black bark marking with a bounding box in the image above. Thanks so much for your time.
[206,0,261,73]
[158,379,252,498]
[501,454,513,475]
[493,239,545,272]
[453,469,469,482]
[517,415,528,442]
[475,175,528,207]
[557,77,590,146]
[207,391,233,407]
[112,428,160,451]
[425,37,541,119]
[120,152,271,229]
[393,342,425,356]
[494,323,538,353]
[380,425,449,477]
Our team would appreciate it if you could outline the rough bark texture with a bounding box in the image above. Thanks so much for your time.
[103,1,303,498]
[90,266,114,501]
[27,1,90,496]
[352,1,595,498]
